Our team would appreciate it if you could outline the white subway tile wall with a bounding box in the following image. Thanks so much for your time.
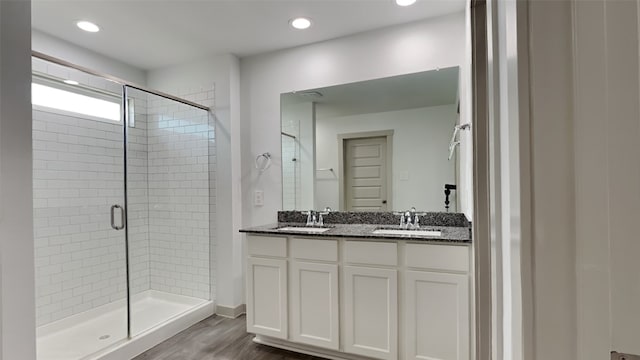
[127,97,151,296]
[144,89,213,300]
[33,108,128,326]
[32,58,216,327]
[281,117,299,210]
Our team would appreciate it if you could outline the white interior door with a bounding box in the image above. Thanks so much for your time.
[344,136,388,211]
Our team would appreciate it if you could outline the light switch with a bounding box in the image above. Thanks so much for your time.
[399,171,409,181]
[254,190,264,206]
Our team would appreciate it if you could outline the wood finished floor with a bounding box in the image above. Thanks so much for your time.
[133,315,327,360]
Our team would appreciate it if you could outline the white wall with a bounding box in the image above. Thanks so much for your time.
[0,1,37,359]
[314,105,457,212]
[528,1,576,358]
[240,12,466,227]
[573,0,640,357]
[147,55,245,310]
[32,30,147,85]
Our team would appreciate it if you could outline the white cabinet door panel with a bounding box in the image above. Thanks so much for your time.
[246,257,288,339]
[344,266,398,360]
[405,271,470,360]
[291,261,340,350]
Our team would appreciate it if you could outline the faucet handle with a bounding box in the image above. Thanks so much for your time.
[301,210,314,226]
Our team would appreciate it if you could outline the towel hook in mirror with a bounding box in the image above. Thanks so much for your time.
[255,152,272,173]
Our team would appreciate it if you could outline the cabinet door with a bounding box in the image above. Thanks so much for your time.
[291,261,340,350]
[405,271,470,360]
[343,266,398,360]
[246,257,288,339]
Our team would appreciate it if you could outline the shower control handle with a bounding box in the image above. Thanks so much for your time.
[110,205,125,230]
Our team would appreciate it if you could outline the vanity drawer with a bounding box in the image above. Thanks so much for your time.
[247,235,287,258]
[344,241,397,266]
[291,238,338,262]
[405,243,469,272]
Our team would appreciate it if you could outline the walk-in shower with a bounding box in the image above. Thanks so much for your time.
[32,54,215,360]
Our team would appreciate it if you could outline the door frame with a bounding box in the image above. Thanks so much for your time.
[337,130,394,211]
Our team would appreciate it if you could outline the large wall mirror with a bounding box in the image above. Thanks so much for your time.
[281,67,462,212]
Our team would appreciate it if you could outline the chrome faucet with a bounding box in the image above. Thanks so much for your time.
[318,207,331,226]
[397,207,420,229]
[301,210,315,226]
[302,210,328,227]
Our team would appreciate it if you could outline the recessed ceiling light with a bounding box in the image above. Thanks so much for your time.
[396,0,417,6]
[63,80,79,85]
[76,21,100,33]
[290,17,312,30]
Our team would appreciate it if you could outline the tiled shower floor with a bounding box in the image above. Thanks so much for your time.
[36,290,207,360]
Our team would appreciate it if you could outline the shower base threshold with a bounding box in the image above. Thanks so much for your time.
[37,290,213,360]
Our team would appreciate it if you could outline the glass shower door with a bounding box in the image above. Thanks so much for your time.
[33,57,129,360]
[125,86,211,336]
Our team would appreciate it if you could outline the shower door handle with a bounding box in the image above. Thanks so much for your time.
[110,205,126,230]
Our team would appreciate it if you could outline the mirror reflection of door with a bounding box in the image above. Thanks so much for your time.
[344,136,389,211]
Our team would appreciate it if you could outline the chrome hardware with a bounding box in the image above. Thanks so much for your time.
[301,210,314,226]
[110,205,125,230]
[394,207,421,229]
[318,208,331,226]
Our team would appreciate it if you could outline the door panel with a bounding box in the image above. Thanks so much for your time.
[246,258,288,339]
[345,137,388,211]
[291,261,339,350]
[343,266,397,360]
[405,271,470,360]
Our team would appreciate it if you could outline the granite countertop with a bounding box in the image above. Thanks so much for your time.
[240,222,472,244]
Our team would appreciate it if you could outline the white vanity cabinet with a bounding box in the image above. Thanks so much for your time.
[404,243,471,360]
[290,238,340,350]
[244,234,472,360]
[343,241,399,360]
[246,236,288,339]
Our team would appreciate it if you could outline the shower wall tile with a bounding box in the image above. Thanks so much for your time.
[33,109,128,327]
[127,94,151,297]
[281,112,300,210]
[146,87,214,301]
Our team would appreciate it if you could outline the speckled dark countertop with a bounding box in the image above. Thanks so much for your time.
[240,211,471,244]
[240,223,471,244]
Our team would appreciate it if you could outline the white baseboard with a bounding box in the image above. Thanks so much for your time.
[215,303,246,318]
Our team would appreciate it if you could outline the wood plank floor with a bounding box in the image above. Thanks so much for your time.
[133,315,327,360]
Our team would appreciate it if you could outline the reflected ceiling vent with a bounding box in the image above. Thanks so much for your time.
[294,90,323,98]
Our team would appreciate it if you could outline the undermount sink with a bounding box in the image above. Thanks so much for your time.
[277,226,332,233]
[372,229,442,237]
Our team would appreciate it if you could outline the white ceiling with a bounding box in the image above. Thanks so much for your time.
[31,0,466,70]
[282,66,459,118]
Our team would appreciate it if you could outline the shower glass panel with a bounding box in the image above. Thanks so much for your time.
[32,57,129,360]
[125,87,211,337]
[33,56,214,360]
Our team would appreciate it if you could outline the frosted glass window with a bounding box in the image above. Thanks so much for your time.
[32,83,121,121]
